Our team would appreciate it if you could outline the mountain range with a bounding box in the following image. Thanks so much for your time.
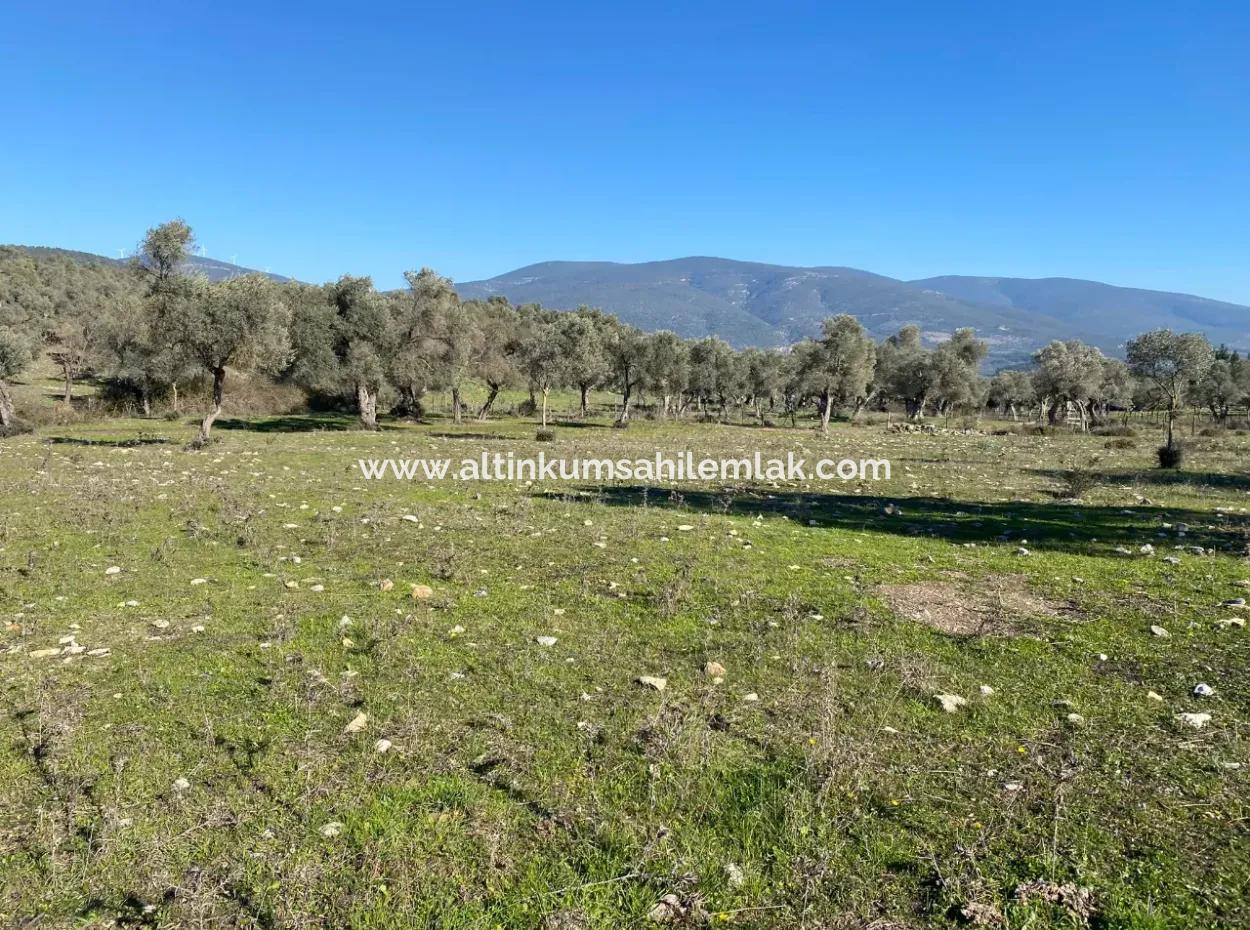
[460,258,1250,366]
[8,246,1248,367]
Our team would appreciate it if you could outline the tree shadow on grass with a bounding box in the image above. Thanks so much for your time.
[44,435,172,447]
[1033,467,1250,494]
[534,484,1250,554]
[214,414,382,433]
[427,431,527,442]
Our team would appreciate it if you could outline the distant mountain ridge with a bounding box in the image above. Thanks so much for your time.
[460,257,1250,365]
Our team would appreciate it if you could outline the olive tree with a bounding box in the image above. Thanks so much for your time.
[170,274,291,445]
[987,369,1036,420]
[642,330,689,417]
[560,308,611,416]
[1126,329,1214,450]
[293,275,394,430]
[1032,339,1107,429]
[798,314,877,432]
[0,328,33,429]
[604,322,647,424]
[471,298,522,420]
[519,318,566,428]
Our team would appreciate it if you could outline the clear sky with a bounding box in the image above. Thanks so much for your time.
[2,1,1247,301]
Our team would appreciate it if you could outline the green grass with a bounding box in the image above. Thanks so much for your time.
[1,411,1248,928]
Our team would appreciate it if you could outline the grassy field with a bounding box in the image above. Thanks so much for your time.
[2,409,1249,928]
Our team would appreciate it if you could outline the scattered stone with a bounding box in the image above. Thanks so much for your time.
[1066,713,1086,726]
[379,578,394,591]
[535,636,559,647]
[374,738,393,754]
[742,692,760,702]
[935,693,967,713]
[319,821,344,837]
[979,684,995,696]
[1175,712,1211,729]
[1193,683,1214,697]
[1146,691,1163,702]
[1216,617,1245,629]
[704,660,726,679]
[1149,625,1170,638]
[676,524,694,532]
[724,862,745,887]
[190,578,208,586]
[401,514,419,523]
[411,584,434,600]
[343,712,369,734]
[172,777,190,792]
[104,566,122,575]
[637,675,667,692]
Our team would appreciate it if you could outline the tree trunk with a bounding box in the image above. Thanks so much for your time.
[197,366,226,444]
[618,384,632,423]
[451,385,462,424]
[850,397,866,421]
[1008,403,1018,421]
[0,380,16,428]
[172,381,179,413]
[141,390,152,418]
[63,368,73,405]
[541,388,549,427]
[357,382,379,430]
[579,383,590,417]
[819,391,832,433]
[1166,399,1175,449]
[477,383,500,421]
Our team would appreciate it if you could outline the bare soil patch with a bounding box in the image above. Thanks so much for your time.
[877,575,1072,636]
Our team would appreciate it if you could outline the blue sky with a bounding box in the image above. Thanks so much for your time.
[2,1,1248,301]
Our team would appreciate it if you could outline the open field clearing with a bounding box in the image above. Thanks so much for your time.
[2,416,1249,928]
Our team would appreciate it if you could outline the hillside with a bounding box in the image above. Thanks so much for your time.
[460,257,1250,364]
[2,245,287,283]
[910,275,1250,351]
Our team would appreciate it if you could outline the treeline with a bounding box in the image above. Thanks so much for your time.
[2,220,1247,451]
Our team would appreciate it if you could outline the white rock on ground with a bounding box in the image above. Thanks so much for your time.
[1175,712,1212,729]
[535,636,559,647]
[935,693,967,713]
[343,712,369,734]
[637,675,667,691]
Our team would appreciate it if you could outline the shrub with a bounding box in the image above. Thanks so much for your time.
[1057,460,1101,498]
[1157,444,1185,469]
[0,420,33,439]
[535,428,556,442]
[1105,437,1136,450]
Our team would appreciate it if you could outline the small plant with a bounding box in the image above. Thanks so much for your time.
[1157,444,1184,469]
[535,428,556,442]
[1105,437,1136,450]
[1057,458,1101,498]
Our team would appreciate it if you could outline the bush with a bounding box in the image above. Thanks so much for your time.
[1057,460,1101,498]
[1105,437,1136,450]
[535,428,556,442]
[1157,444,1185,469]
[1092,424,1137,437]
